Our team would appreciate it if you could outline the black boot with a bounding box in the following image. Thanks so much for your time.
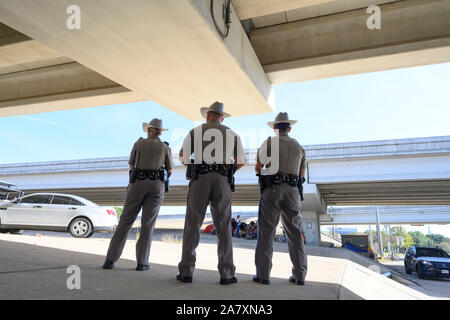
[289,276,305,285]
[102,259,115,270]
[176,274,193,283]
[253,275,270,285]
[136,264,150,271]
[220,276,238,285]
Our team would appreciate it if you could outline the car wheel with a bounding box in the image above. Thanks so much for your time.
[69,217,93,238]
[405,265,412,274]
[0,228,11,234]
[417,265,425,279]
[10,229,23,235]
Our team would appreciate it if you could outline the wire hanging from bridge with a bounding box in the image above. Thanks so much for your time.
[210,0,232,39]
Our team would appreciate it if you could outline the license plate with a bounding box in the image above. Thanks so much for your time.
[441,270,449,274]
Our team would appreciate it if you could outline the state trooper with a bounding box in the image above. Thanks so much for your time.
[103,118,173,271]
[253,112,308,285]
[177,101,245,285]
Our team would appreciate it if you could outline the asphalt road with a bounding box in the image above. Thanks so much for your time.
[381,260,450,299]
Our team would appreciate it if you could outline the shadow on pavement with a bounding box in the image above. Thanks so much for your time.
[0,239,362,300]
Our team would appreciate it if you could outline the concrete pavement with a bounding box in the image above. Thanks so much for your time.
[0,233,431,300]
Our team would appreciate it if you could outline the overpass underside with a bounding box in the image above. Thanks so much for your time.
[249,0,450,84]
[1,0,450,118]
[21,185,262,207]
[318,180,450,206]
[22,179,450,207]
[322,205,450,225]
[307,137,450,207]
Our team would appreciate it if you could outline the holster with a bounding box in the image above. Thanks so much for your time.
[298,177,306,202]
[257,174,265,191]
[186,163,199,181]
[227,164,237,192]
[258,174,273,191]
[164,171,170,193]
[129,169,137,184]
[165,179,170,193]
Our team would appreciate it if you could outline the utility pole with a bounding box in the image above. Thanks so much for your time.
[375,206,384,259]
[368,225,375,253]
[386,225,392,255]
[427,225,433,246]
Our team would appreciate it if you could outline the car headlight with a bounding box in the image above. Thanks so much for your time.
[420,260,433,266]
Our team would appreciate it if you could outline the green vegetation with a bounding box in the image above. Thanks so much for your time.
[408,230,450,253]
[363,226,450,253]
[391,226,414,248]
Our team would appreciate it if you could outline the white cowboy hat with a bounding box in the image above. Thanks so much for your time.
[200,101,231,119]
[142,118,168,132]
[267,112,298,128]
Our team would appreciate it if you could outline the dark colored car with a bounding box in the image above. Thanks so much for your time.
[404,246,450,279]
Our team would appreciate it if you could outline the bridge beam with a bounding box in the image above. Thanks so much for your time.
[251,0,450,84]
[233,0,398,20]
[321,206,450,225]
[232,0,333,20]
[0,61,144,116]
[0,23,146,117]
[0,0,273,120]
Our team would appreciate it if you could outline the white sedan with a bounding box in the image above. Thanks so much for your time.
[0,193,118,238]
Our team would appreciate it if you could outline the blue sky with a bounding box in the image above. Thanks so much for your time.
[1,62,450,164]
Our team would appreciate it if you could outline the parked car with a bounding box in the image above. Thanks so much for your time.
[404,246,450,279]
[0,193,117,238]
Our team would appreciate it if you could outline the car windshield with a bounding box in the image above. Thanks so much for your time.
[416,248,449,258]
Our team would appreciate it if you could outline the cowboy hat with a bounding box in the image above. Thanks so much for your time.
[200,101,231,119]
[142,118,168,132]
[267,112,298,128]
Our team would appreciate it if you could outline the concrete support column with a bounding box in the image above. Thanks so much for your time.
[302,211,321,246]
[368,225,375,252]
[375,206,384,258]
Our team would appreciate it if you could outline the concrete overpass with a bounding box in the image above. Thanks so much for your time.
[307,135,450,206]
[0,151,326,245]
[1,0,449,118]
[1,135,450,245]
[322,206,450,225]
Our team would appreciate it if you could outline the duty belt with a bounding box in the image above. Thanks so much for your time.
[259,172,299,188]
[257,172,306,201]
[186,162,237,192]
[197,163,231,176]
[137,169,164,180]
[130,168,165,183]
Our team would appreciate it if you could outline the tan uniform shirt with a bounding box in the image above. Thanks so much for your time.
[129,136,173,171]
[181,120,245,165]
[257,132,306,175]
